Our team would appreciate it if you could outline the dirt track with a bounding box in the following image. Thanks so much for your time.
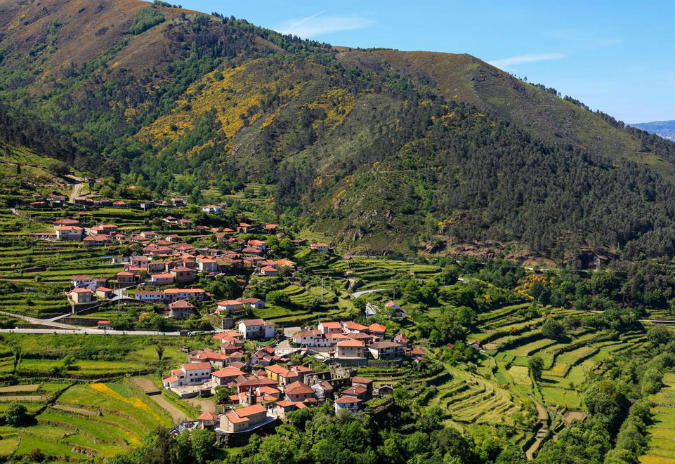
[130,377,160,394]
[130,377,187,423]
[149,395,188,423]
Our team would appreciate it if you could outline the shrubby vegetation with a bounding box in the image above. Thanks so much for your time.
[128,7,165,35]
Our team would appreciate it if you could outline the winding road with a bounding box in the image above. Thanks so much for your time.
[65,175,85,203]
[0,310,184,336]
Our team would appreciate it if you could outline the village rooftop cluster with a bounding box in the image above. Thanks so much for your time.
[161,316,426,434]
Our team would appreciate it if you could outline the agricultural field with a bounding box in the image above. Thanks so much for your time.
[0,378,173,461]
[0,332,210,461]
[0,333,206,381]
[640,371,675,464]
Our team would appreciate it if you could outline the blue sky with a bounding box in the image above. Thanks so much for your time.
[178,0,674,123]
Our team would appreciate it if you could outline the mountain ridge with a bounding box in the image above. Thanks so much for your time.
[631,120,675,141]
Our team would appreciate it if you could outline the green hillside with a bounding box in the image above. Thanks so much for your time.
[1,0,675,259]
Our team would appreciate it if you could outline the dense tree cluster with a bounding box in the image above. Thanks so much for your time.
[110,401,528,464]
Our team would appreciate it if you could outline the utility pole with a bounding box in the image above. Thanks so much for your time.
[321,277,324,302]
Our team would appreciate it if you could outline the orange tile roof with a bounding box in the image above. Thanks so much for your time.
[225,411,249,424]
[234,403,266,417]
[197,412,218,421]
[319,321,342,329]
[212,367,245,378]
[337,339,365,347]
[285,381,314,395]
[183,362,211,371]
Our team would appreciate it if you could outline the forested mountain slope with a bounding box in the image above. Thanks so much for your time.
[1,0,675,259]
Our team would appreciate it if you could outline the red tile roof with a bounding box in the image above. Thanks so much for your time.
[284,381,314,395]
[197,412,218,421]
[319,321,342,329]
[368,323,387,333]
[212,367,245,378]
[233,403,266,417]
[337,339,365,347]
[183,362,211,371]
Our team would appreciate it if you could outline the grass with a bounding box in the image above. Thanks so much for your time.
[640,371,675,464]
[0,377,173,460]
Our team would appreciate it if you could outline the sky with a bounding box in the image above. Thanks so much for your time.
[178,0,675,123]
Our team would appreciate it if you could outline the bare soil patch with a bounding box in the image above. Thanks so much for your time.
[149,395,188,423]
[0,395,46,402]
[563,411,586,425]
[53,404,98,416]
[0,385,39,394]
[130,377,161,395]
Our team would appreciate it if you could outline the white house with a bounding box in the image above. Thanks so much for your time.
[238,319,275,339]
[202,205,222,214]
[217,300,245,312]
[368,341,404,360]
[135,291,166,302]
[71,275,96,290]
[198,259,219,273]
[150,273,175,285]
[163,288,206,301]
[318,321,342,335]
[55,226,83,241]
[334,395,361,414]
[292,329,331,347]
[163,362,212,388]
[240,298,265,309]
[343,321,369,334]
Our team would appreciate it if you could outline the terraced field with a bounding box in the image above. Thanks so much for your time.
[0,237,125,317]
[443,366,523,425]
[472,304,656,414]
[640,371,675,464]
[0,379,172,461]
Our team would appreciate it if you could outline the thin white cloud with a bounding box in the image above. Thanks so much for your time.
[275,12,374,38]
[488,53,566,69]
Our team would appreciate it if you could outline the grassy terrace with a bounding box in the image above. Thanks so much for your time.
[0,379,172,460]
[469,304,654,411]
[640,371,675,464]
[0,332,210,461]
[0,237,126,317]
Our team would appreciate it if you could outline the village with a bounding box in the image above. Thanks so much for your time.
[160,313,424,436]
[19,197,430,440]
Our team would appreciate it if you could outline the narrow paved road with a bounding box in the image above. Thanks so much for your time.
[0,310,81,330]
[0,328,183,336]
[352,288,387,298]
[66,176,84,203]
[0,309,191,335]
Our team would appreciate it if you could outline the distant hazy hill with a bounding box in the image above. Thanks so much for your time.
[631,121,675,141]
[1,0,675,259]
